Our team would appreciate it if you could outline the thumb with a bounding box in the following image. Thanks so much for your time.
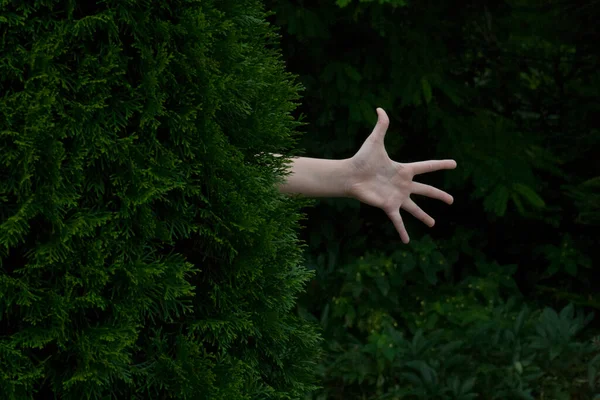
[369,108,390,143]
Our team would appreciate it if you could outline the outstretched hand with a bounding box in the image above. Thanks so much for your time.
[346,108,457,243]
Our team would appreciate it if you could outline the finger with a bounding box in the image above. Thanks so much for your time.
[411,182,454,204]
[402,199,435,227]
[409,159,457,176]
[368,107,390,143]
[387,210,410,244]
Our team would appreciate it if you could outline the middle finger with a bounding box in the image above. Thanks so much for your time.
[402,199,435,227]
[411,182,454,204]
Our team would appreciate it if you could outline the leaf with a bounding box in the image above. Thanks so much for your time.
[405,360,435,385]
[400,253,416,273]
[359,99,375,124]
[581,176,600,187]
[375,276,390,296]
[514,361,523,374]
[514,306,528,334]
[439,340,464,355]
[383,346,396,362]
[320,62,338,83]
[512,183,546,208]
[376,374,385,388]
[449,376,460,393]
[352,282,363,298]
[424,313,439,330]
[588,365,597,390]
[343,64,362,82]
[564,260,578,276]
[336,73,348,92]
[320,303,330,329]
[511,193,526,214]
[349,101,362,122]
[461,377,476,394]
[549,346,561,361]
[546,260,560,277]
[559,303,574,321]
[401,78,418,107]
[401,371,423,386]
[423,266,438,285]
[483,185,509,216]
[344,304,356,327]
[437,79,464,106]
[336,0,352,7]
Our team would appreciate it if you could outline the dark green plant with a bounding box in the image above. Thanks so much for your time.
[265,0,600,398]
[303,242,599,399]
[0,0,320,398]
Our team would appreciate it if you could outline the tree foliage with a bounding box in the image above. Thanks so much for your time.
[0,0,320,398]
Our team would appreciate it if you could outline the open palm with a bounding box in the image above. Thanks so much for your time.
[347,108,457,243]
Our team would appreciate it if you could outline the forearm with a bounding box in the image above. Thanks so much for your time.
[278,157,354,197]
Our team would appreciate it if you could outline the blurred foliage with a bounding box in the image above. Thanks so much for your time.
[266,0,600,398]
[300,240,599,399]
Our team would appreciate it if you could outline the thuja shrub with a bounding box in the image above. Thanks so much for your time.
[0,0,320,398]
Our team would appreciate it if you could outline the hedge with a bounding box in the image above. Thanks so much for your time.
[0,0,320,398]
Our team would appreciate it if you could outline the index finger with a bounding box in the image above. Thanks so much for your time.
[408,159,457,176]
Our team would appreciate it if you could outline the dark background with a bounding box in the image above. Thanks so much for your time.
[266,0,600,398]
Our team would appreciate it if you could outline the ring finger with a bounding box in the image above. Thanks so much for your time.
[402,199,435,227]
[411,182,454,204]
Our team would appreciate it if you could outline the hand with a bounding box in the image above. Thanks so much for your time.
[346,108,457,243]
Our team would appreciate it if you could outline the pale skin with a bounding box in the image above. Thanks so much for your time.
[278,108,457,244]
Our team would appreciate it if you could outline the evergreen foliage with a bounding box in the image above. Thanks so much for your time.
[3,0,600,398]
[266,0,600,398]
[0,0,320,398]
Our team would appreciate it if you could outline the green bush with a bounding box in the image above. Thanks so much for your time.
[302,240,599,399]
[0,0,320,398]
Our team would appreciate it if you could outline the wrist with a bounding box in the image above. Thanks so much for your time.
[340,157,359,198]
